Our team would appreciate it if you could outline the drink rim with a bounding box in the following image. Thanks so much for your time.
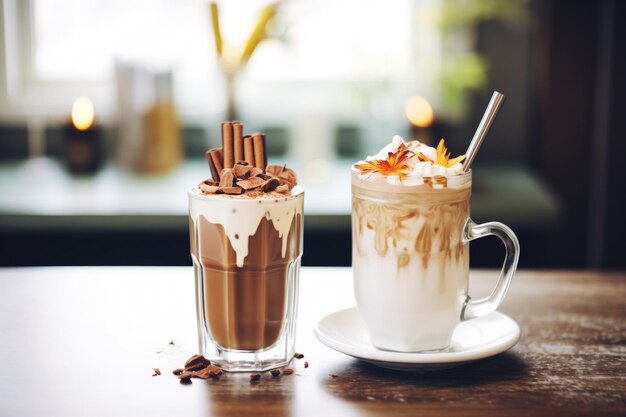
[188,185,304,203]
[351,166,471,193]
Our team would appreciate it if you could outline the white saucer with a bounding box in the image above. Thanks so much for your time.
[314,307,520,371]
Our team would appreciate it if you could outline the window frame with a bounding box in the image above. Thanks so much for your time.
[1,0,117,124]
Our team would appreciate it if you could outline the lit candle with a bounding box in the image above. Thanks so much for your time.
[64,96,103,174]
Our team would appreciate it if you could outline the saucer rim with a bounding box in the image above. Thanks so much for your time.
[313,307,520,365]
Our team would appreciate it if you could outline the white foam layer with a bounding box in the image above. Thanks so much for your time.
[189,187,304,268]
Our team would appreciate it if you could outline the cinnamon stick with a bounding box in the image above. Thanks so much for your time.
[221,122,234,169]
[243,135,255,166]
[205,149,220,182]
[233,122,244,163]
[252,133,267,171]
[209,148,224,181]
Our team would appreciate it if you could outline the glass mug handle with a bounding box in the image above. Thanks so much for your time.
[461,218,520,321]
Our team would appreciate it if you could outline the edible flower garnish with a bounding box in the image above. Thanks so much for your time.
[355,143,414,178]
[417,139,466,168]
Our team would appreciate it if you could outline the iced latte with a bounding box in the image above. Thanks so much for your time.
[352,135,518,352]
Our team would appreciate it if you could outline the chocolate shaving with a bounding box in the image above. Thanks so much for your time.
[219,169,234,188]
[246,190,263,198]
[192,368,211,379]
[278,168,297,187]
[185,362,209,372]
[304,361,309,368]
[249,167,264,178]
[184,354,211,369]
[206,365,222,376]
[193,365,217,379]
[250,373,261,382]
[282,368,294,375]
[178,371,193,382]
[219,186,243,195]
[232,164,252,179]
[270,369,281,377]
[262,178,280,192]
[294,353,304,359]
[189,366,221,379]
[236,177,265,190]
[152,368,161,376]
[200,184,219,194]
[175,355,223,383]
[266,164,285,176]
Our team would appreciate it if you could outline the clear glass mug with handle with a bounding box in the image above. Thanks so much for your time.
[351,169,520,352]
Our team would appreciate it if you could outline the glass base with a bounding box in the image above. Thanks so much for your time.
[209,349,294,372]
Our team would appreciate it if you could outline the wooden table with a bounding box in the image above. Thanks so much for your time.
[0,267,624,416]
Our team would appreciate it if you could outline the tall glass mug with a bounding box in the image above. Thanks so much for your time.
[351,170,519,352]
[189,188,304,371]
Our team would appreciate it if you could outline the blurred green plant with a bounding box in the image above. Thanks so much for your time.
[440,53,488,114]
[439,0,528,32]
[435,0,527,114]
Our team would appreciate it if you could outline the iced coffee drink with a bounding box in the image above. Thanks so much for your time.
[352,135,519,352]
[189,122,303,371]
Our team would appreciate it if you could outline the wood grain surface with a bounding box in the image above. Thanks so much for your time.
[0,267,624,417]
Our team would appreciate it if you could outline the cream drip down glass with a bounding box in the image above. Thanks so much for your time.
[351,138,519,352]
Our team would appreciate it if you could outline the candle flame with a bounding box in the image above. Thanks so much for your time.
[405,96,434,128]
[71,97,94,131]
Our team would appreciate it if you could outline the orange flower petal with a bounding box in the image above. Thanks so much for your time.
[446,154,466,167]
[417,152,433,163]
[355,144,415,178]
[436,139,445,164]
[417,139,464,168]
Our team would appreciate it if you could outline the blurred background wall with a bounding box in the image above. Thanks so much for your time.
[0,0,624,269]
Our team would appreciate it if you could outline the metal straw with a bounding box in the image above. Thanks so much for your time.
[463,91,506,172]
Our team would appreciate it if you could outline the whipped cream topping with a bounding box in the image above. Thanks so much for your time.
[189,187,304,268]
[354,135,465,186]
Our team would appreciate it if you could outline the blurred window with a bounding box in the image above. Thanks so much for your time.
[33,0,215,81]
[5,0,511,149]
[32,0,412,82]
[12,0,417,121]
